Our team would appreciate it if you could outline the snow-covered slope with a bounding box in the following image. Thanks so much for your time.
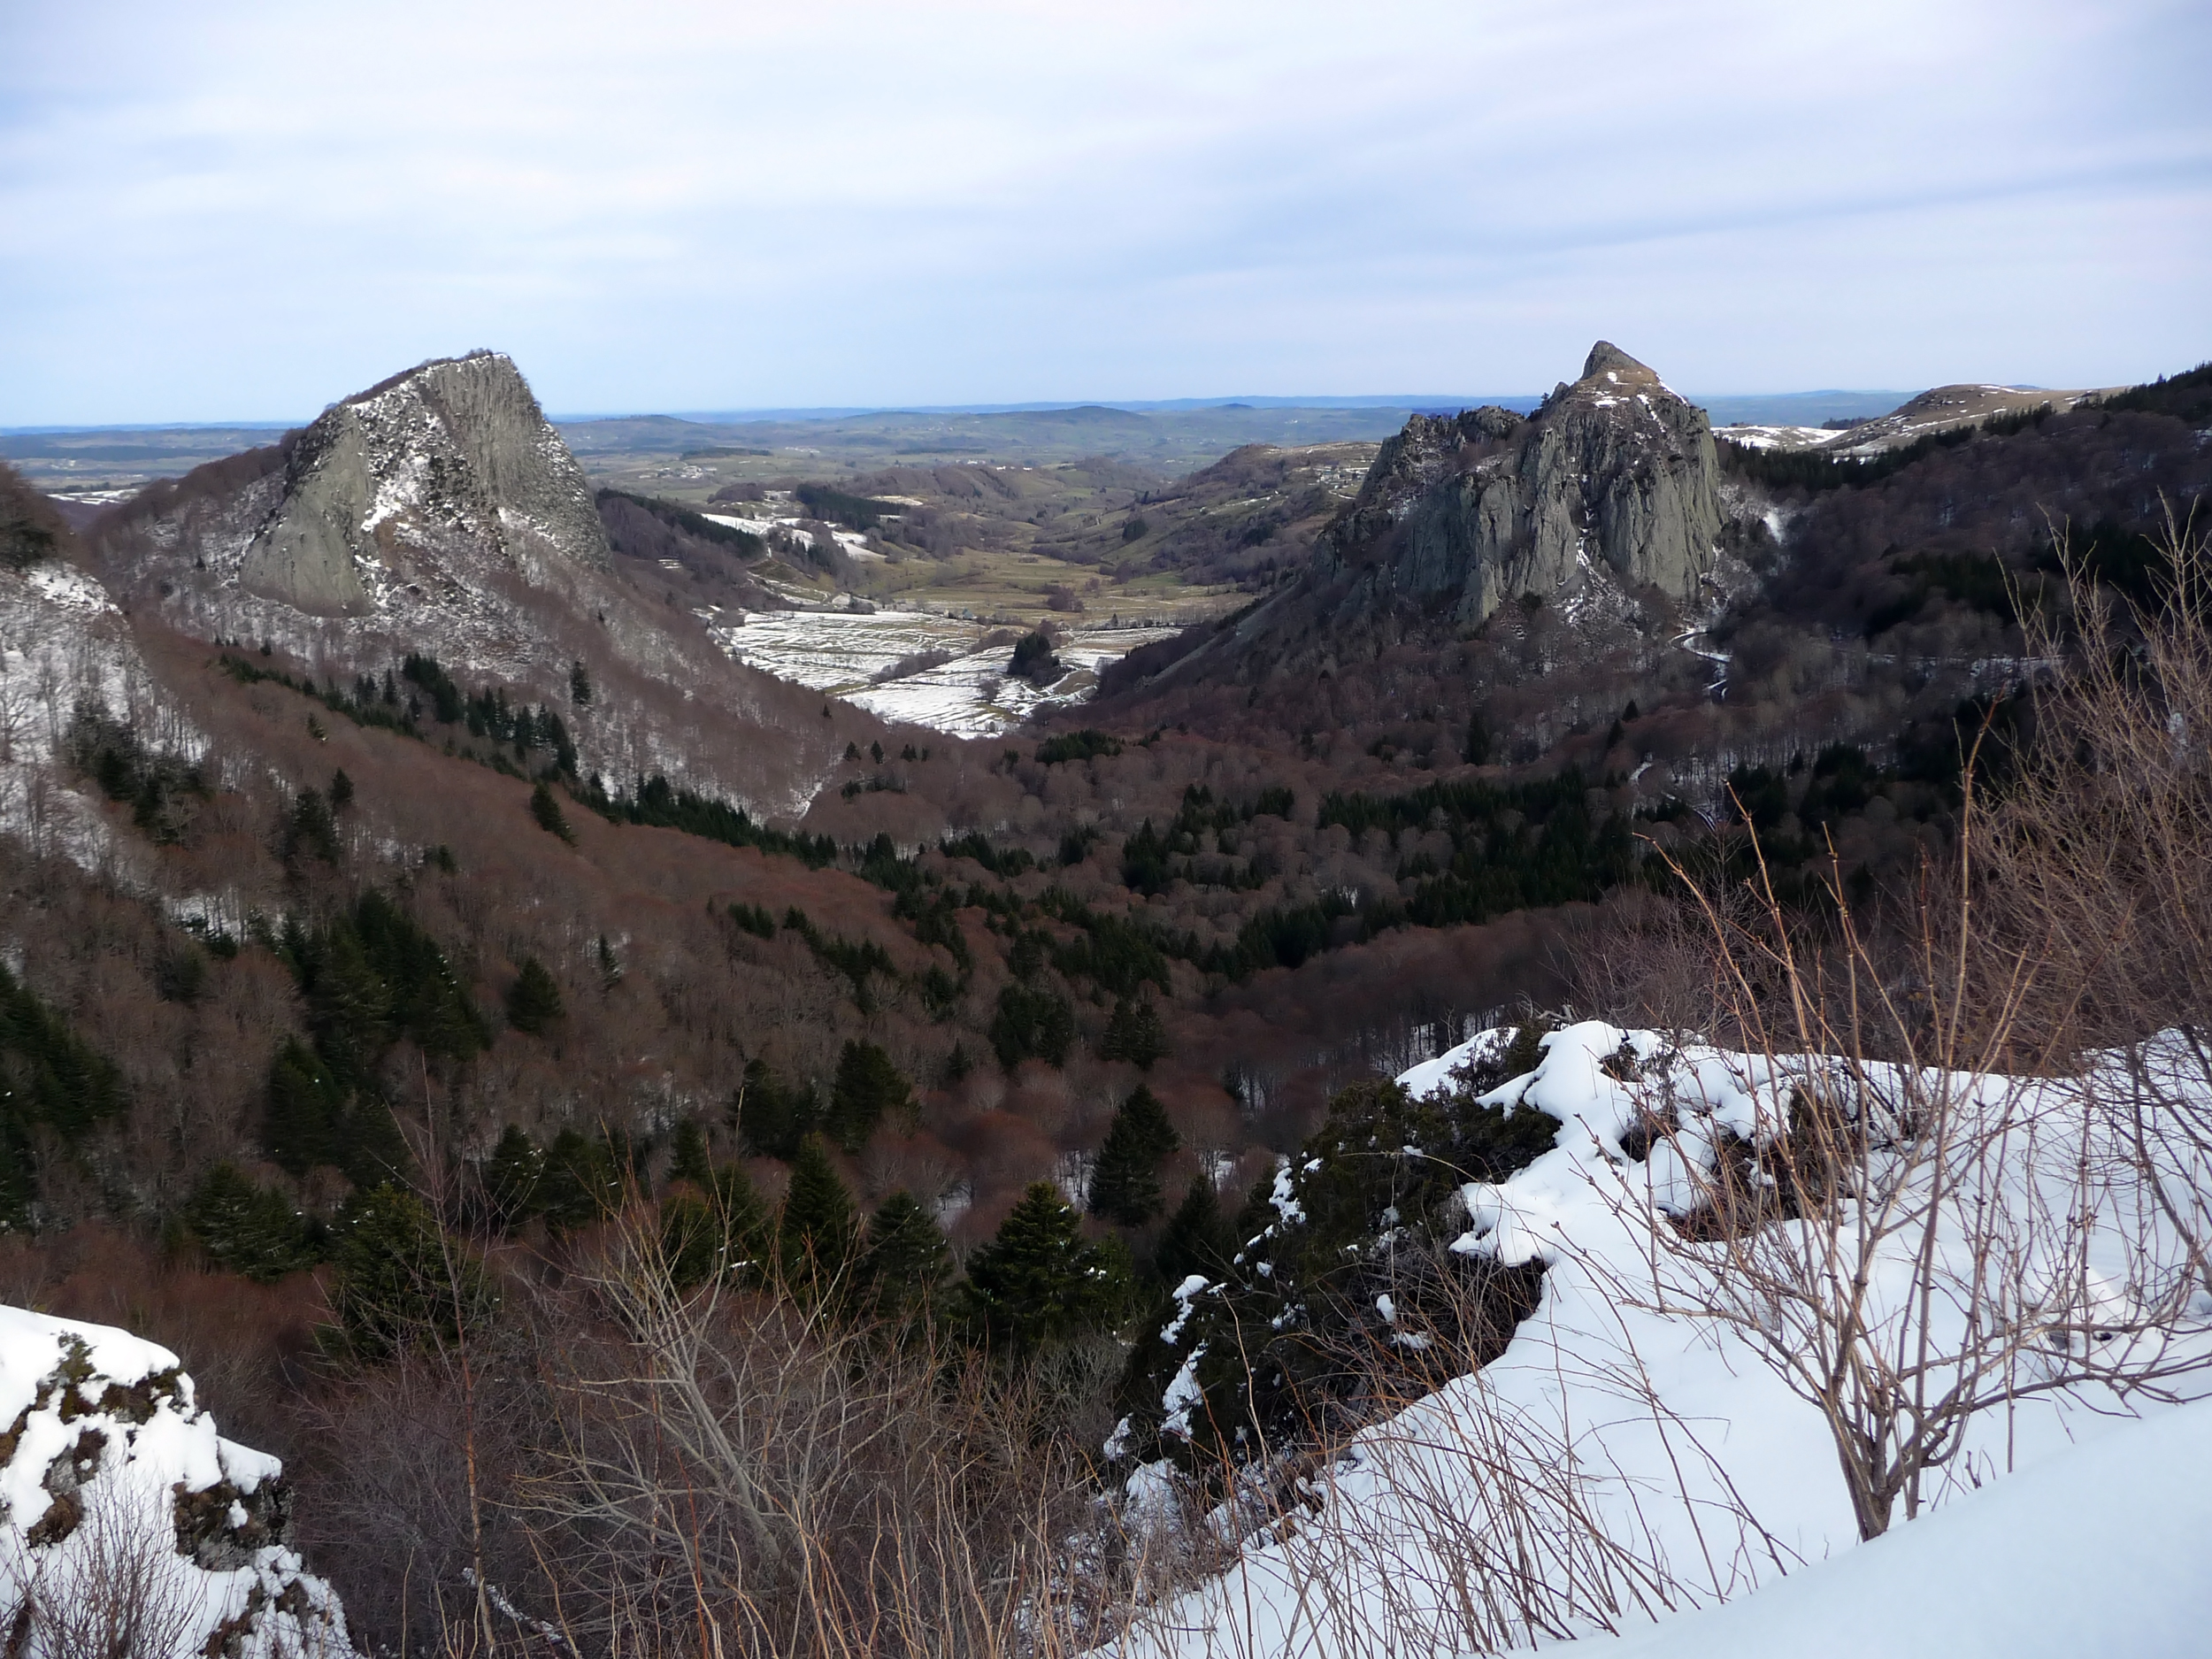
[1105,1021,2212,1659]
[0,557,198,874]
[0,1304,352,1656]
[1579,1394,2212,1659]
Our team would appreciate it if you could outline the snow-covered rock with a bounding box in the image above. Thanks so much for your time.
[0,1304,352,1657]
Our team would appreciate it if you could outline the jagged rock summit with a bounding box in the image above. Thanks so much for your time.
[241,350,610,616]
[1313,340,1722,625]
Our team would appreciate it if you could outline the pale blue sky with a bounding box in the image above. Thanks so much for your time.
[4,0,2207,425]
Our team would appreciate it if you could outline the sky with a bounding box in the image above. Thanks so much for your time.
[3,0,2208,425]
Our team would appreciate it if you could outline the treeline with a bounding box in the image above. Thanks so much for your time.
[219,649,580,781]
[1717,422,1985,494]
[793,481,899,532]
[596,488,767,558]
[2101,360,2212,426]
[0,961,127,1225]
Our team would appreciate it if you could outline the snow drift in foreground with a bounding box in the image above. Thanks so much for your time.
[1579,1393,2212,1659]
[1104,1020,2212,1659]
[0,1304,352,1657]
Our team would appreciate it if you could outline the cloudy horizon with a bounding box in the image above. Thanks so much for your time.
[4,0,2207,426]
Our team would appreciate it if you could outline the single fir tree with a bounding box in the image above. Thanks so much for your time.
[859,1189,951,1321]
[1088,1085,1180,1225]
[185,1164,318,1283]
[964,1181,1132,1356]
[530,780,574,843]
[778,1133,859,1297]
[536,1128,623,1233]
[826,1041,913,1153]
[326,1185,493,1362]
[667,1116,714,1190]
[483,1124,544,1226]
[1100,995,1170,1068]
[506,957,564,1033]
[734,1056,818,1158]
[1154,1174,1236,1289]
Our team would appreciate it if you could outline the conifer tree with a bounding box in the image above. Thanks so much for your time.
[667,1116,714,1189]
[483,1124,544,1226]
[1154,1174,1235,1289]
[778,1133,858,1297]
[536,1128,621,1233]
[327,1185,492,1362]
[964,1181,1131,1356]
[710,1159,771,1260]
[506,957,564,1034]
[826,1041,912,1153]
[1100,995,1170,1068]
[530,780,574,843]
[185,1164,317,1283]
[287,787,339,862]
[1088,1085,1180,1225]
[735,1056,818,1158]
[859,1189,951,1320]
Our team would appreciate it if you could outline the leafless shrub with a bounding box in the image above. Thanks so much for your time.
[2,1482,203,1659]
[1611,547,2212,1541]
[505,1204,1128,1659]
[1988,498,2212,1285]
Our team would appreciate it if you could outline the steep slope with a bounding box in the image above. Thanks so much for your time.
[85,356,902,819]
[240,351,608,615]
[1107,1021,2212,1659]
[0,1303,353,1656]
[1097,342,1723,706]
[0,461,193,877]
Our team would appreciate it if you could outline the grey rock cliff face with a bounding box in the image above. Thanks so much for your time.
[1314,342,1720,624]
[241,351,610,616]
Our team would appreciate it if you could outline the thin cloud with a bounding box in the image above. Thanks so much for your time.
[2,0,2206,422]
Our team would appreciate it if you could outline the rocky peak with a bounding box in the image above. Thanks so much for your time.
[1314,340,1720,625]
[241,351,610,617]
[1578,339,1656,384]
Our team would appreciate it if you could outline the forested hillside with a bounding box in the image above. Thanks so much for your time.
[0,347,2207,1654]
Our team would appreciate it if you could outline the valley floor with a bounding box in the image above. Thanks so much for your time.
[709,603,1188,736]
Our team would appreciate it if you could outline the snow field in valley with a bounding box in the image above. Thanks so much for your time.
[1102,1021,2212,1659]
[708,606,1182,737]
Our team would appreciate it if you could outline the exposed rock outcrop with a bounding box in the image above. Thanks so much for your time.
[1313,341,1721,624]
[241,351,609,616]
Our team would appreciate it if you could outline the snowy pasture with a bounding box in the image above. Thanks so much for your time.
[709,607,1181,737]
